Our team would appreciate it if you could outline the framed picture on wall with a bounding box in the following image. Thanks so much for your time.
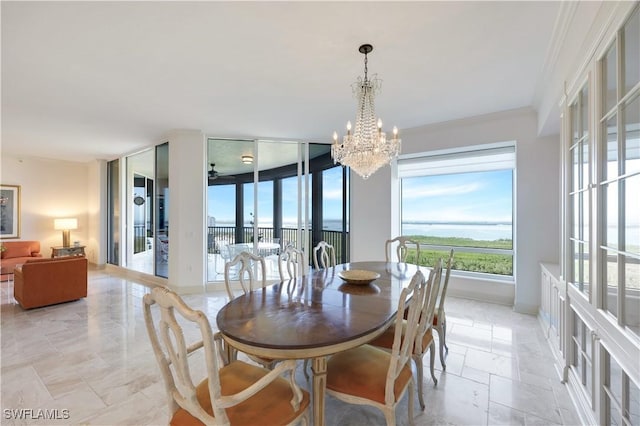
[0,185,21,239]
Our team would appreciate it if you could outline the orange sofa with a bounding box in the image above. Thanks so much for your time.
[13,256,87,309]
[0,241,42,281]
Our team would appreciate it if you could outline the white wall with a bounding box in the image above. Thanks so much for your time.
[350,107,560,312]
[165,129,207,292]
[0,156,91,259]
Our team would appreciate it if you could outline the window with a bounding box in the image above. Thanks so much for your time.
[569,83,591,297]
[107,159,120,265]
[205,139,350,281]
[571,310,594,405]
[598,6,640,336]
[560,4,639,424]
[396,143,515,277]
[603,351,640,426]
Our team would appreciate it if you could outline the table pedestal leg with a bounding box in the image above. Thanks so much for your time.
[223,342,237,365]
[311,356,327,426]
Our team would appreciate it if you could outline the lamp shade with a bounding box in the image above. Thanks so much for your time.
[54,218,78,230]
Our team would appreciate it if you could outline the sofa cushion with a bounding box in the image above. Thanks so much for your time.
[2,241,41,259]
[5,244,31,258]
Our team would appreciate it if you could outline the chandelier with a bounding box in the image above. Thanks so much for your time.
[331,44,401,179]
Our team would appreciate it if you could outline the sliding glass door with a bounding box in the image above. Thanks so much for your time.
[107,143,169,278]
[206,138,349,282]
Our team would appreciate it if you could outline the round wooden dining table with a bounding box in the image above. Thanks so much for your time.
[216,260,421,426]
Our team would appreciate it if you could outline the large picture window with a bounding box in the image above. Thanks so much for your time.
[396,143,515,278]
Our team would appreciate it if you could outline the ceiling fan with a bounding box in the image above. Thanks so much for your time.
[208,163,219,180]
[208,163,235,185]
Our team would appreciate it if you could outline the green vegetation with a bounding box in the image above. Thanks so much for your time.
[405,236,514,276]
[410,235,512,250]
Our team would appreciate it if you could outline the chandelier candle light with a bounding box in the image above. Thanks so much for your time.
[331,44,401,179]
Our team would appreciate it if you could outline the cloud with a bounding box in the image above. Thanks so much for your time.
[322,188,343,200]
[402,182,481,199]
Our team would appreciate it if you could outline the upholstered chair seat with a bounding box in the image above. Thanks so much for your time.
[433,311,445,326]
[171,361,310,426]
[326,345,413,405]
[369,321,435,355]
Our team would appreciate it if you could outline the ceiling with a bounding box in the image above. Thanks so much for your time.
[2,1,561,164]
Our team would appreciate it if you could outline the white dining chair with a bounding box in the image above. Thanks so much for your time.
[313,240,336,269]
[434,249,454,369]
[370,259,443,410]
[143,286,310,426]
[223,250,266,301]
[325,270,426,425]
[385,236,421,263]
[224,251,281,370]
[278,244,306,281]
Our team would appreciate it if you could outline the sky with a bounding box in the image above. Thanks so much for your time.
[208,167,513,226]
[401,169,513,223]
[208,166,345,226]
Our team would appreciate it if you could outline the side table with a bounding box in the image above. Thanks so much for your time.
[51,246,86,258]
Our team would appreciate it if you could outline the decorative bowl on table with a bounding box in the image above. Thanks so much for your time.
[338,282,381,295]
[338,269,381,285]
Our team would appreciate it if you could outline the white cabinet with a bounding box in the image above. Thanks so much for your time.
[539,263,566,366]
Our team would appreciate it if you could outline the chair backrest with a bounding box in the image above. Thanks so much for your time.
[143,286,226,424]
[436,249,455,321]
[415,259,443,352]
[224,251,267,301]
[385,236,420,263]
[157,236,168,251]
[313,241,336,269]
[217,240,231,261]
[278,244,305,281]
[385,270,426,405]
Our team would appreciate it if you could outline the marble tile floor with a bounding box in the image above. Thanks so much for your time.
[0,269,583,426]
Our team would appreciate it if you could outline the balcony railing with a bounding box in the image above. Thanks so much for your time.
[206,226,349,264]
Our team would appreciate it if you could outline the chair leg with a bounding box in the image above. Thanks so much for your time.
[303,359,310,381]
[436,324,447,370]
[429,342,438,386]
[408,379,415,426]
[443,319,449,352]
[383,409,396,426]
[413,354,425,411]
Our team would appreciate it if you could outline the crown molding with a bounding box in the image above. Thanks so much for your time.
[532,1,580,109]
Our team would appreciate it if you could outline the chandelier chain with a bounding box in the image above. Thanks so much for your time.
[363,51,368,83]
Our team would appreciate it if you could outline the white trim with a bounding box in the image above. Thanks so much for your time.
[398,145,515,177]
[534,1,580,107]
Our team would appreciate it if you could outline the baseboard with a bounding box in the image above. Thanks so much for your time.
[513,301,538,315]
[447,274,515,306]
[103,264,168,289]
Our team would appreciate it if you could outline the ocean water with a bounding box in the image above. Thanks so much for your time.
[213,220,639,246]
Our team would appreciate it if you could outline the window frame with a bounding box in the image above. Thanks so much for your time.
[392,141,516,281]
